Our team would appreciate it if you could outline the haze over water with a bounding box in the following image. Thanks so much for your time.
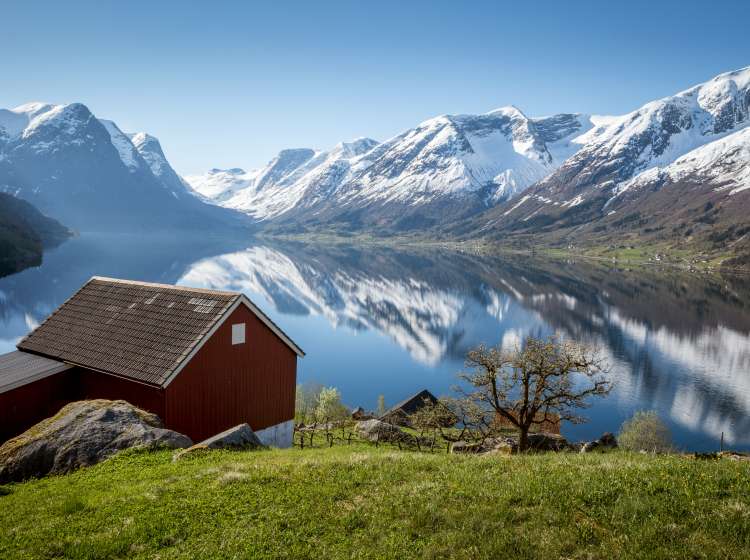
[2,232,749,452]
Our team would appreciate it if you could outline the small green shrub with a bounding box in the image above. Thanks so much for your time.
[618,411,673,453]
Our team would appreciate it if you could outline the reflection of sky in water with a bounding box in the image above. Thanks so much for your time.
[2,233,750,451]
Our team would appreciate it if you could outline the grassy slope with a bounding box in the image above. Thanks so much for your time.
[1,447,749,559]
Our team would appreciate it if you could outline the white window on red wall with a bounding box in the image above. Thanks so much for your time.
[231,323,246,345]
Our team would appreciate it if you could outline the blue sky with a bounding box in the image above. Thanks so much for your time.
[3,0,749,174]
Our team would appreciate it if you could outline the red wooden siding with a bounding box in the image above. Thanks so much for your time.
[165,304,297,441]
[0,368,78,442]
[77,368,165,420]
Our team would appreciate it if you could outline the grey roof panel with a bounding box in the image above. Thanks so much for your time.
[0,351,72,393]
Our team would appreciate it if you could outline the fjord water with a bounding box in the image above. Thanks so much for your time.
[2,233,749,452]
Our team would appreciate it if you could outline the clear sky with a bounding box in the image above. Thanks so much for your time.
[3,0,749,174]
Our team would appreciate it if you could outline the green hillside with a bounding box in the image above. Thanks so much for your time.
[1,446,748,559]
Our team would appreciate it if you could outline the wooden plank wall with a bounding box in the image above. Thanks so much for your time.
[0,369,78,442]
[165,305,298,441]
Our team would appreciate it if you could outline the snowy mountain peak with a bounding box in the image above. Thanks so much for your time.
[0,100,247,231]
[100,119,142,171]
[486,105,527,118]
[129,132,168,175]
[24,103,92,136]
[332,137,379,158]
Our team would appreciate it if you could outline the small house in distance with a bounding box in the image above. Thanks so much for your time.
[0,277,304,446]
[379,389,442,427]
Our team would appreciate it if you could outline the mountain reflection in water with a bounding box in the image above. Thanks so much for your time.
[1,233,749,451]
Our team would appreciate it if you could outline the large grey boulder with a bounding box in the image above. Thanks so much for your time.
[482,436,519,455]
[355,419,404,442]
[0,399,192,483]
[526,432,571,452]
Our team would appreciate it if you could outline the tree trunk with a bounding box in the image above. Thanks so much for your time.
[518,427,529,452]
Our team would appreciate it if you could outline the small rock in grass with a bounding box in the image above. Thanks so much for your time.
[354,419,404,442]
[173,424,264,461]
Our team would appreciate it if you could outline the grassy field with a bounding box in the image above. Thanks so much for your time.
[1,446,749,559]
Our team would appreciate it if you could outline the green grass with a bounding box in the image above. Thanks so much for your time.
[1,446,749,559]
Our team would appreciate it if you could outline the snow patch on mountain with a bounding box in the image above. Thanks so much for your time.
[22,103,92,142]
[100,119,141,171]
[185,168,260,203]
[612,126,750,198]
[129,132,165,175]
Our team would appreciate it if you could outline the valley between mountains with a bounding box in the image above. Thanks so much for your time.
[2,66,750,269]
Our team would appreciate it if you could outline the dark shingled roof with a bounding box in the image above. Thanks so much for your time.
[16,277,300,387]
[383,389,439,417]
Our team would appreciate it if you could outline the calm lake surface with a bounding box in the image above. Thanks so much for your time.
[2,232,750,452]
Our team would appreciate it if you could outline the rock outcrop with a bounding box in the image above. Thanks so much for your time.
[580,432,618,453]
[526,432,571,452]
[173,423,264,460]
[355,419,405,443]
[0,399,192,483]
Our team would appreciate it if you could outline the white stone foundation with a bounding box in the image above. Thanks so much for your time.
[255,419,294,448]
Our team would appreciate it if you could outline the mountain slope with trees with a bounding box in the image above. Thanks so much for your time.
[0,192,71,277]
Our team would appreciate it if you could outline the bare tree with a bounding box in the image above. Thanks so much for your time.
[456,335,610,452]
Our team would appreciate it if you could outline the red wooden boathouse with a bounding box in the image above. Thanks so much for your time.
[0,277,304,446]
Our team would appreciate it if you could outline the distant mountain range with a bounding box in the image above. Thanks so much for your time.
[1,65,749,262]
[0,103,250,232]
[187,109,598,230]
[186,65,750,259]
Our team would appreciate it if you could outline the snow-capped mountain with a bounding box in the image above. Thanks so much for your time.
[487,66,750,238]
[0,102,248,232]
[186,138,380,220]
[338,108,590,205]
[186,108,594,229]
[3,65,748,245]
[613,126,750,198]
[128,132,199,199]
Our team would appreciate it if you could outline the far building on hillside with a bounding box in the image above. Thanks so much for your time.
[380,389,445,427]
[0,277,304,446]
